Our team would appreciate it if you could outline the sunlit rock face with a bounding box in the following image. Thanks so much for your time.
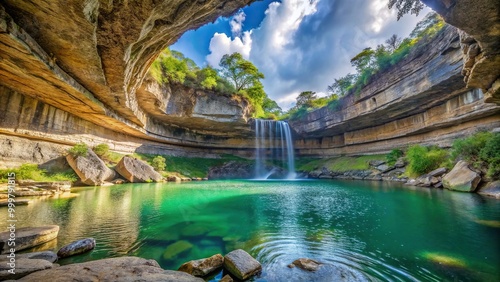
[422,0,500,103]
[0,1,257,166]
[290,26,500,157]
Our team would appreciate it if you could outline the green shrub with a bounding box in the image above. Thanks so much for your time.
[386,149,404,166]
[0,164,77,182]
[93,143,110,157]
[479,133,500,179]
[151,156,166,171]
[451,131,493,165]
[406,145,448,177]
[68,143,88,157]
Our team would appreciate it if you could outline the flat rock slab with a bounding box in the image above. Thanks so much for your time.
[0,251,58,263]
[0,258,53,280]
[178,253,224,277]
[223,249,261,280]
[0,225,59,254]
[16,256,204,281]
[57,238,96,258]
[163,240,193,260]
[115,156,162,183]
[0,199,30,206]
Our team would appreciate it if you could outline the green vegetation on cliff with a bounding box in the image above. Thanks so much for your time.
[149,49,281,119]
[285,13,445,121]
[0,164,77,183]
[296,155,386,172]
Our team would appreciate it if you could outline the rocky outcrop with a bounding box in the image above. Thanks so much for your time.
[16,257,204,282]
[178,254,224,277]
[208,161,287,179]
[0,225,59,254]
[442,161,481,192]
[115,156,162,183]
[223,249,262,280]
[57,238,96,258]
[66,149,115,186]
[421,0,500,103]
[291,26,500,158]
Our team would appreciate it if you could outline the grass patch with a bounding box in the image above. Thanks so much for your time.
[0,164,78,183]
[297,155,386,172]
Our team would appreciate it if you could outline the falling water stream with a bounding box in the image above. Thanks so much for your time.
[254,119,295,179]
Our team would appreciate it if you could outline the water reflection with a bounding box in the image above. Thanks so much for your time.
[0,180,498,281]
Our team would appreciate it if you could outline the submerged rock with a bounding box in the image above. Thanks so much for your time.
[220,274,234,282]
[283,261,370,282]
[0,225,59,254]
[163,240,194,260]
[288,258,323,272]
[57,238,96,258]
[16,257,204,281]
[66,149,115,186]
[115,156,163,183]
[223,249,262,280]
[443,161,481,192]
[178,253,224,277]
[0,258,53,280]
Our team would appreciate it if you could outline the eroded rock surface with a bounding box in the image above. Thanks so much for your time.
[223,249,262,280]
[66,149,115,186]
[178,254,224,277]
[442,160,481,192]
[57,238,96,258]
[0,225,59,254]
[16,257,204,282]
[115,156,162,183]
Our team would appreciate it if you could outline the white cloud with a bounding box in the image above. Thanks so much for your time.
[206,0,431,110]
[230,10,246,37]
[206,31,252,67]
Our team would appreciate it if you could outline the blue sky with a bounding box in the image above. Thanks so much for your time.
[171,0,431,110]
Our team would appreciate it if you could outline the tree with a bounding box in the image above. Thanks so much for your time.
[327,73,356,96]
[409,12,442,38]
[219,53,264,92]
[350,48,375,74]
[151,156,166,172]
[196,66,218,89]
[295,91,317,109]
[385,34,402,52]
[262,97,282,115]
[388,0,425,20]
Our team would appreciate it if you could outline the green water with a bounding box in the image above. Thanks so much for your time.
[1,180,499,281]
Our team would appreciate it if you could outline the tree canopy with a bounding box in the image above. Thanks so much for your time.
[388,0,425,20]
[219,53,265,92]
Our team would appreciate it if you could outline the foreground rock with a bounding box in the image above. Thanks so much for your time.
[0,225,59,254]
[115,156,163,183]
[66,149,115,186]
[57,238,96,258]
[0,258,53,280]
[442,161,481,192]
[223,249,262,280]
[178,254,224,277]
[477,181,500,199]
[2,251,58,263]
[17,257,204,281]
[18,180,72,192]
[288,258,323,272]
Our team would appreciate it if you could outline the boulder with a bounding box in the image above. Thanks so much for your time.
[16,257,204,281]
[178,254,224,277]
[394,158,406,168]
[223,249,261,280]
[220,274,234,282]
[66,149,115,186]
[208,161,254,179]
[0,258,53,280]
[115,156,162,183]
[477,181,500,199]
[427,167,448,177]
[376,164,394,173]
[288,258,323,272]
[57,238,96,258]
[167,175,182,182]
[0,225,59,254]
[442,161,481,192]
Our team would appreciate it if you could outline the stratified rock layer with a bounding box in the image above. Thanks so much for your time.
[0,225,59,254]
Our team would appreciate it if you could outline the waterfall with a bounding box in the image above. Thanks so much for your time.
[254,119,296,179]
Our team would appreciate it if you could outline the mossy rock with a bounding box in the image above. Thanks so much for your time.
[162,240,194,260]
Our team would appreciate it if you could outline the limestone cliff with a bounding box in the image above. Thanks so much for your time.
[290,26,500,157]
